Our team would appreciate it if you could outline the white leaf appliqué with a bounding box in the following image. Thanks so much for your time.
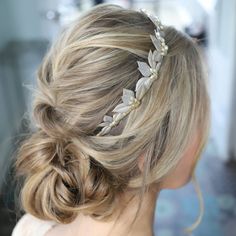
[137,61,152,77]
[113,112,124,121]
[99,126,112,136]
[150,34,162,51]
[97,115,113,127]
[122,88,135,105]
[112,103,130,113]
[155,62,162,71]
[153,50,162,62]
[148,50,156,69]
[135,77,154,100]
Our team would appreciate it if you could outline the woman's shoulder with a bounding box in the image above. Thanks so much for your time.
[11,213,58,236]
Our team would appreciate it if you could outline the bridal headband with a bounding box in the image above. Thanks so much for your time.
[96,8,168,136]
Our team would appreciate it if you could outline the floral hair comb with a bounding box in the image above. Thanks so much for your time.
[96,8,168,136]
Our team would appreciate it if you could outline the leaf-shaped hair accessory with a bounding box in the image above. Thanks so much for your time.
[137,61,152,77]
[97,115,113,127]
[122,88,136,105]
[135,76,154,100]
[96,8,168,136]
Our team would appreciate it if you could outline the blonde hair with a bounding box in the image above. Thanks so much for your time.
[14,3,211,233]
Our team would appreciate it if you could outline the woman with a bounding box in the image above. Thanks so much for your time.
[12,3,211,236]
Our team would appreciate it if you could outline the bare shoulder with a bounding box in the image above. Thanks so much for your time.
[44,223,69,236]
[12,213,58,236]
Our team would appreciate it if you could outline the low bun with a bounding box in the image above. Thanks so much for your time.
[15,130,122,223]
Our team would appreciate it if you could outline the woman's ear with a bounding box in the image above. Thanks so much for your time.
[137,152,146,172]
[137,130,201,189]
[160,131,201,190]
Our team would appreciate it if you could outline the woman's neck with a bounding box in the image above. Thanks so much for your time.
[67,187,160,236]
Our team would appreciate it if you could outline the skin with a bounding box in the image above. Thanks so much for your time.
[46,131,201,236]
